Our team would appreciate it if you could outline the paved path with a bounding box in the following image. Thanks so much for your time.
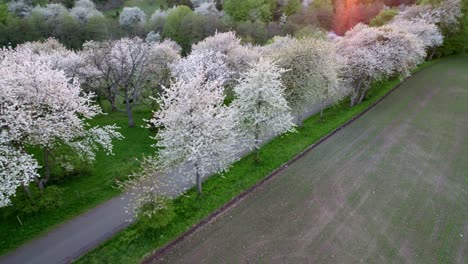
[0,86,329,264]
[156,56,468,263]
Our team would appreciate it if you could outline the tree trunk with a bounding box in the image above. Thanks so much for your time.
[39,148,51,191]
[23,185,33,200]
[357,88,366,105]
[125,93,135,127]
[320,100,325,121]
[350,80,364,107]
[254,125,260,163]
[109,84,117,112]
[195,163,202,195]
[296,111,303,127]
[429,49,436,60]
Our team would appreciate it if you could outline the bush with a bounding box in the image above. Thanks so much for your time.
[437,0,468,55]
[162,5,193,52]
[138,197,176,230]
[284,0,302,16]
[370,8,398,27]
[223,0,277,22]
[10,185,64,216]
[0,3,7,25]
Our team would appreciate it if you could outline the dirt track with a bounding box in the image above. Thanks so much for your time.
[157,56,468,263]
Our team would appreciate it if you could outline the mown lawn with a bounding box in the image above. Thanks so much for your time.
[76,58,444,264]
[0,110,155,255]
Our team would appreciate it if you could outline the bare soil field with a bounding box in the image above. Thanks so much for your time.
[157,56,468,263]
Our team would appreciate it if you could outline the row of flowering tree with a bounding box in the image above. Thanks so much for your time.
[1,0,460,212]
[125,0,457,218]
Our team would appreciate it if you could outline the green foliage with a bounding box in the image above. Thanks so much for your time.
[223,0,277,22]
[437,0,468,56]
[55,13,83,50]
[76,58,442,264]
[0,15,40,47]
[86,16,110,41]
[167,0,192,8]
[138,197,176,230]
[235,19,269,44]
[9,186,64,216]
[311,0,333,10]
[284,0,302,16]
[370,8,398,27]
[293,25,326,39]
[162,5,193,53]
[0,3,7,25]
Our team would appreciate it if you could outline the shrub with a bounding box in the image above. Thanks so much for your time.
[437,0,468,55]
[10,185,64,216]
[138,197,176,230]
[370,8,399,27]
[223,0,277,22]
[162,5,193,52]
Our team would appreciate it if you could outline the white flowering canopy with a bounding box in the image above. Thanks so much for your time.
[31,3,68,22]
[7,0,32,18]
[119,7,147,30]
[0,144,39,207]
[70,0,104,23]
[266,37,343,119]
[147,40,181,84]
[16,38,85,79]
[337,23,426,105]
[171,49,232,85]
[146,31,162,43]
[231,58,296,150]
[191,31,260,82]
[0,44,123,207]
[388,18,443,50]
[194,1,223,17]
[396,0,462,31]
[149,65,240,193]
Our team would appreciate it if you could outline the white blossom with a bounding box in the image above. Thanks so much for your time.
[7,0,32,18]
[149,65,240,194]
[267,37,344,123]
[0,143,39,207]
[337,23,426,106]
[389,18,443,51]
[194,1,222,17]
[147,40,181,94]
[145,31,161,43]
[231,58,295,153]
[31,3,68,22]
[119,7,147,30]
[15,38,85,79]
[70,0,104,23]
[0,44,123,203]
[171,49,232,85]
[191,31,260,82]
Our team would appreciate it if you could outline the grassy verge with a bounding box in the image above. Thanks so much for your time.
[77,61,439,263]
[0,111,154,255]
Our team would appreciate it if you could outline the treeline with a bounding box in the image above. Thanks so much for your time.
[1,0,465,54]
[1,0,462,213]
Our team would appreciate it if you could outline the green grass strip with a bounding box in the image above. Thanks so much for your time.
[77,60,439,263]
